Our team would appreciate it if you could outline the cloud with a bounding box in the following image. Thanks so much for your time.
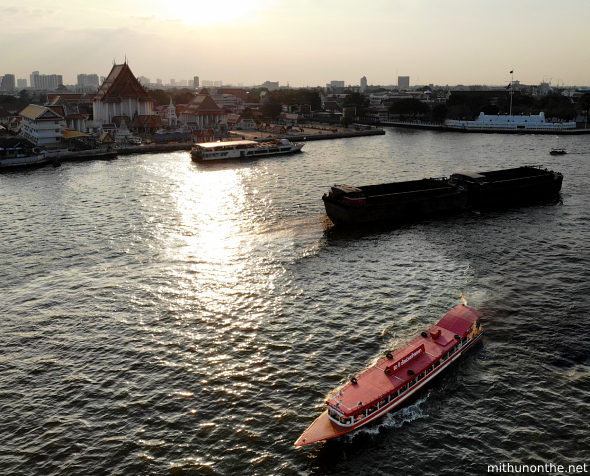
[0,6,55,18]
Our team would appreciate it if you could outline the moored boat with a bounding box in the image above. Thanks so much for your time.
[322,178,467,226]
[444,112,576,134]
[0,154,49,170]
[449,165,563,209]
[191,138,304,162]
[295,303,483,447]
[550,148,567,155]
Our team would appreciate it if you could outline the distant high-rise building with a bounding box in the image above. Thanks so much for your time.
[17,78,27,88]
[398,76,410,89]
[156,78,163,85]
[203,80,213,87]
[30,71,63,90]
[30,71,39,88]
[1,73,15,91]
[77,73,99,87]
[137,76,150,86]
[214,81,222,87]
[170,79,176,86]
[262,81,279,91]
[360,76,367,91]
[328,80,345,88]
[179,80,188,86]
[193,76,199,88]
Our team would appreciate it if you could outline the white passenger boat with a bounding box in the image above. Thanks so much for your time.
[191,139,304,162]
[444,112,576,132]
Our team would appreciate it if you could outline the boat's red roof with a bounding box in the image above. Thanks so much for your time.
[437,304,480,335]
[326,304,479,417]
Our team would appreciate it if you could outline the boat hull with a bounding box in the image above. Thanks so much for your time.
[0,155,48,169]
[322,181,467,226]
[452,167,563,209]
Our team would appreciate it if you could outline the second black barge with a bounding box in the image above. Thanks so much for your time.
[323,166,563,226]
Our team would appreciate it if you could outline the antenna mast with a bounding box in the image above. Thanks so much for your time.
[509,70,514,116]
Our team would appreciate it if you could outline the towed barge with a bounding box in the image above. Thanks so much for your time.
[295,304,483,447]
[323,166,563,226]
[322,178,466,226]
[450,165,563,209]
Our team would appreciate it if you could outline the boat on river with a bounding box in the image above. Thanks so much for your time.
[190,139,304,162]
[444,112,576,134]
[322,178,467,226]
[550,148,567,155]
[294,304,483,447]
[449,165,563,209]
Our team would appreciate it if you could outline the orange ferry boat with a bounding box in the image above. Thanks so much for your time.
[294,304,483,447]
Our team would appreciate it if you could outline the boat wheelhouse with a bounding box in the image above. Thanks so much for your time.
[190,138,304,162]
[295,304,483,447]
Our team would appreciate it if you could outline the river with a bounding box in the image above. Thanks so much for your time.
[1,128,589,475]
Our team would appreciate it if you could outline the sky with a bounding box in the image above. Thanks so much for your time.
[2,0,590,89]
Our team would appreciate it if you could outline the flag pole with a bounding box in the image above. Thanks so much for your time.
[509,70,514,116]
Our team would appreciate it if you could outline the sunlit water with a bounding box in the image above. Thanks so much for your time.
[1,129,589,475]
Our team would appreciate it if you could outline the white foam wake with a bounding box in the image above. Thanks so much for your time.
[341,393,430,442]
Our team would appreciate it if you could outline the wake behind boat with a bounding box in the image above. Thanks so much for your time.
[295,303,483,447]
[191,138,304,162]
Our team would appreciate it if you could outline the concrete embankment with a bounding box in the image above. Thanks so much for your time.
[255,129,385,142]
[116,143,194,155]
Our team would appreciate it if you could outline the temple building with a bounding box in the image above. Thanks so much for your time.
[180,94,228,132]
[93,62,162,134]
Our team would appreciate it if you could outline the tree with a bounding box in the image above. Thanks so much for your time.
[172,88,194,104]
[246,91,261,103]
[539,92,575,121]
[262,101,283,120]
[481,104,499,115]
[341,109,355,127]
[432,104,448,123]
[148,88,170,106]
[578,92,590,123]
[18,89,30,104]
[56,84,69,93]
[388,98,430,120]
[199,88,209,95]
[446,105,473,120]
[344,92,369,109]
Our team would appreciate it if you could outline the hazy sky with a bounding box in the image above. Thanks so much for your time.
[2,0,589,88]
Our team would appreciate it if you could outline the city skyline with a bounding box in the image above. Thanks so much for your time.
[1,0,590,88]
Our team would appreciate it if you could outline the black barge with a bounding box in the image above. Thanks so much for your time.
[322,178,467,226]
[450,166,563,209]
[323,166,563,226]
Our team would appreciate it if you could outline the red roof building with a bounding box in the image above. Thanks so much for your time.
[180,94,228,131]
[93,62,158,132]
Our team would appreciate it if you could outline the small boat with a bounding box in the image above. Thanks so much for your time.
[294,304,483,447]
[449,165,563,209]
[322,178,466,226]
[191,138,304,162]
[549,148,567,155]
